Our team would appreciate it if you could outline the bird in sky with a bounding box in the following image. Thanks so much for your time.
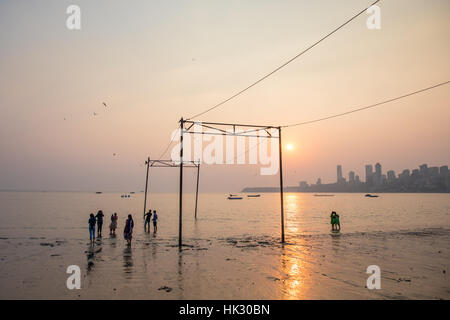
[93,112,98,116]
[103,102,107,107]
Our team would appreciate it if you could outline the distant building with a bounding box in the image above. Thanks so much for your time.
[365,165,373,184]
[429,167,439,176]
[355,175,360,183]
[337,165,343,184]
[349,171,355,183]
[440,166,448,176]
[374,163,382,186]
[387,170,396,182]
[316,178,322,185]
[375,163,382,177]
[299,181,308,189]
[419,164,428,176]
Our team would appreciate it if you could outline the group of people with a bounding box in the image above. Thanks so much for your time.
[144,210,158,233]
[88,210,158,245]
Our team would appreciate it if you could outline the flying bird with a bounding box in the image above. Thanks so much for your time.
[103,102,107,107]
[93,112,98,116]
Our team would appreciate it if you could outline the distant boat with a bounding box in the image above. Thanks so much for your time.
[95,192,102,194]
[130,192,135,194]
[365,194,379,198]
[228,196,243,200]
[229,194,237,197]
[247,194,261,198]
[314,194,334,197]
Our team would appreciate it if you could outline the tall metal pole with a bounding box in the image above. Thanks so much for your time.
[143,156,150,220]
[178,118,184,247]
[194,162,200,219]
[278,127,285,243]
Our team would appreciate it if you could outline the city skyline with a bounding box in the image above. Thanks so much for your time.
[296,162,450,193]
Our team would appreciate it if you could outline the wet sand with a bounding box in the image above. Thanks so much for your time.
[0,227,448,299]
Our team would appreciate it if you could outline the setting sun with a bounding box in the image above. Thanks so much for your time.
[286,144,294,151]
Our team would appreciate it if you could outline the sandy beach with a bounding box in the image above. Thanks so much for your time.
[0,192,448,299]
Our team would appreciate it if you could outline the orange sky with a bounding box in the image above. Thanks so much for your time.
[0,0,449,192]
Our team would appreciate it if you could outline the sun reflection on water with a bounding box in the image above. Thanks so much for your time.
[278,237,312,299]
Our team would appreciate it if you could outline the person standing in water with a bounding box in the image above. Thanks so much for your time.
[330,211,336,231]
[88,213,96,242]
[109,212,118,235]
[95,210,104,237]
[152,210,158,232]
[144,210,152,233]
[124,214,134,245]
[335,212,341,231]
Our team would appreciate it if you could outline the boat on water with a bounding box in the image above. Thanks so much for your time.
[247,194,261,198]
[365,194,379,198]
[228,196,243,200]
[314,194,334,197]
[95,192,102,194]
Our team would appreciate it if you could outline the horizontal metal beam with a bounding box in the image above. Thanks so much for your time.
[182,130,279,139]
[183,120,279,129]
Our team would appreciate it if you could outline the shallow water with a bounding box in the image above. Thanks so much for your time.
[0,192,449,299]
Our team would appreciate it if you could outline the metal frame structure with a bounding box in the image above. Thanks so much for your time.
[143,157,201,222]
[178,118,285,247]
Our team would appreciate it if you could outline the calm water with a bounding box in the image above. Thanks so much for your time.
[0,192,449,299]
[0,192,449,240]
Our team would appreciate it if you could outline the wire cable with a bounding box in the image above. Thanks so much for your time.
[186,0,381,120]
[281,80,449,128]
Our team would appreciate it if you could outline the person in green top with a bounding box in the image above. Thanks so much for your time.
[334,212,340,231]
[330,211,341,231]
[330,211,336,231]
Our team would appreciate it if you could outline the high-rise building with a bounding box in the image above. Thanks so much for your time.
[387,170,396,182]
[355,175,360,183]
[375,163,382,177]
[419,164,428,176]
[337,165,343,184]
[440,166,448,176]
[316,178,322,185]
[349,171,355,183]
[429,167,439,176]
[365,165,373,184]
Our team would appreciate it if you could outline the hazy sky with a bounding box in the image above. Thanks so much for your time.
[0,0,449,192]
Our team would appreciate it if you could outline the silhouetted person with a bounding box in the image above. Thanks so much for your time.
[330,211,336,231]
[335,212,341,231]
[109,212,118,235]
[144,210,152,232]
[124,214,134,245]
[152,210,158,232]
[88,213,96,242]
[95,210,104,237]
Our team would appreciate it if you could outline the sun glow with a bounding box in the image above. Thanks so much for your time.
[286,144,294,151]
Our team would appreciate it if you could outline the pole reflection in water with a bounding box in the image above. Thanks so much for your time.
[177,250,184,298]
[123,246,134,277]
